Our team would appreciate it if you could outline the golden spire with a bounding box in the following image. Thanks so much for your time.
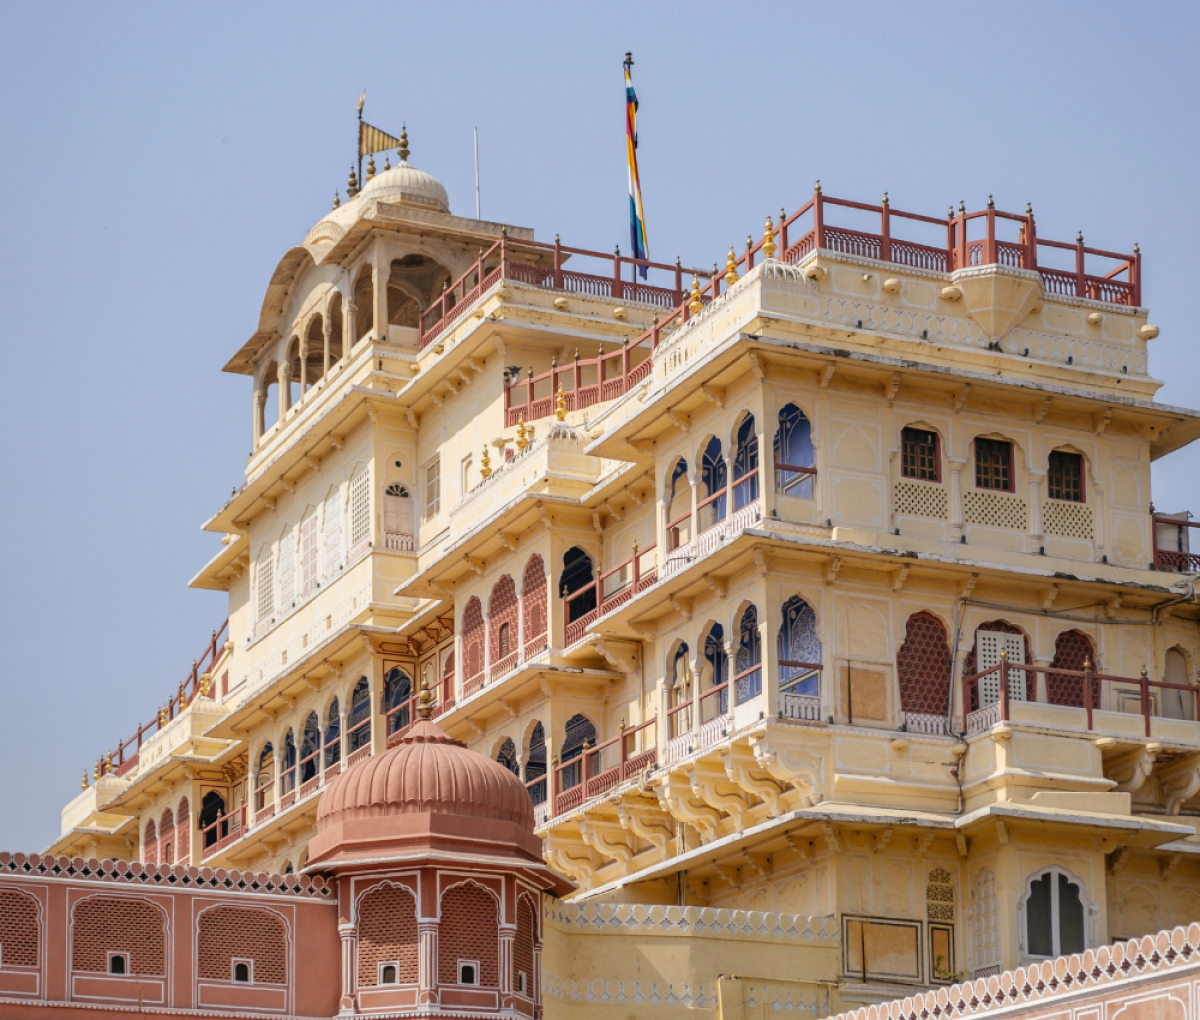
[178,681,187,710]
[332,191,340,210]
[555,380,567,421]
[366,154,376,181]
[724,246,739,288]
[417,676,433,719]
[347,166,358,192]
[480,445,492,478]
[383,154,391,171]
[82,771,89,791]
[516,412,528,450]
[398,127,410,163]
[199,672,211,698]
[688,276,703,315]
[762,216,777,259]
[105,753,114,775]
[94,761,101,781]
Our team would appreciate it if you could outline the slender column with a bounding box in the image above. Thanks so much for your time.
[338,708,348,766]
[690,654,702,742]
[343,299,357,362]
[272,752,283,813]
[498,923,515,999]
[1092,482,1106,559]
[657,495,669,557]
[724,455,735,525]
[317,724,325,783]
[757,428,774,520]
[948,457,966,539]
[690,478,699,541]
[1028,471,1045,548]
[417,922,439,1005]
[323,313,332,379]
[252,389,264,449]
[372,263,387,343]
[725,641,738,711]
[298,335,308,398]
[338,922,357,1014]
[277,362,291,421]
[760,616,778,719]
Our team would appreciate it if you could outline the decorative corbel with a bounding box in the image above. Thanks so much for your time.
[884,373,901,402]
[701,383,726,408]
[819,364,835,389]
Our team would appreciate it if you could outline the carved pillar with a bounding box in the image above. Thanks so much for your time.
[343,299,357,362]
[273,751,283,813]
[948,457,966,539]
[1028,471,1045,547]
[725,641,738,711]
[253,389,264,449]
[417,921,439,1005]
[278,362,291,422]
[690,477,700,542]
[298,335,308,399]
[498,922,515,1000]
[724,455,735,525]
[757,426,774,519]
[372,262,387,343]
[1092,481,1106,559]
[657,495,669,557]
[759,616,778,719]
[338,921,357,1013]
[323,312,333,379]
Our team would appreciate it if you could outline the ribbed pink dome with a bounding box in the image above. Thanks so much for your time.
[317,719,534,830]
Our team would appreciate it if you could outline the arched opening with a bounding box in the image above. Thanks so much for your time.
[388,255,449,330]
[285,337,301,409]
[732,415,759,509]
[668,643,693,737]
[666,458,691,550]
[699,437,727,530]
[358,884,418,987]
[328,293,344,363]
[439,884,498,987]
[462,597,485,691]
[700,624,728,720]
[384,667,413,738]
[735,605,762,702]
[515,894,536,999]
[347,678,371,754]
[1025,868,1085,958]
[896,612,952,731]
[159,808,175,866]
[324,698,341,768]
[966,620,1033,710]
[1047,630,1098,708]
[775,404,815,498]
[1163,646,1195,720]
[524,722,546,805]
[380,964,397,984]
[353,267,374,344]
[280,731,297,796]
[110,954,127,975]
[778,596,822,706]
[254,743,275,811]
[560,713,596,790]
[176,797,190,863]
[260,360,280,435]
[560,547,595,626]
[489,575,519,675]
[143,819,158,866]
[384,483,413,549]
[305,315,325,389]
[521,555,548,656]
[199,791,227,849]
[234,962,251,983]
[300,712,320,784]
[496,737,518,775]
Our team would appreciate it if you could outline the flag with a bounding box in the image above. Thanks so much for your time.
[625,59,648,279]
[360,122,404,158]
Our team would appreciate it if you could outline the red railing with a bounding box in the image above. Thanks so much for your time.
[963,658,1198,739]
[419,234,713,348]
[100,619,229,779]
[200,806,246,861]
[385,697,417,748]
[1153,514,1200,572]
[563,544,657,647]
[551,718,657,817]
[775,462,817,498]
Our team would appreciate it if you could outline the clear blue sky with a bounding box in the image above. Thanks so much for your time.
[1,2,1197,849]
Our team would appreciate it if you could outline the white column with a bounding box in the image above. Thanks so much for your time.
[323,314,332,379]
[299,335,308,399]
[252,389,264,449]
[343,300,357,361]
[690,478,700,541]
[418,922,438,1005]
[338,922,357,1014]
[757,427,774,520]
[1028,471,1045,548]
[372,263,387,343]
[277,362,291,422]
[760,616,778,719]
[725,642,738,712]
[948,457,966,539]
[724,455,735,525]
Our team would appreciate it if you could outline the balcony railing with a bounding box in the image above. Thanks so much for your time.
[964,657,1199,738]
[563,544,657,648]
[550,719,657,818]
[1153,514,1200,572]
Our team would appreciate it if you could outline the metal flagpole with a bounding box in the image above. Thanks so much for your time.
[474,127,481,220]
[356,92,366,193]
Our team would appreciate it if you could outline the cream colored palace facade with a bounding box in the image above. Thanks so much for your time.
[51,139,1200,1011]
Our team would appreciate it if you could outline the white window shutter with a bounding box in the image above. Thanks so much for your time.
[324,489,342,580]
[977,630,1027,705]
[350,469,371,546]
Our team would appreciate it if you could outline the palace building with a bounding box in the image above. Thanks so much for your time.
[13,126,1200,1017]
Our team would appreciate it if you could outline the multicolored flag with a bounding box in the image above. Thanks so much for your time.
[625,54,648,279]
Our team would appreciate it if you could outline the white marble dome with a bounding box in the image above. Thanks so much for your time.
[358,158,449,213]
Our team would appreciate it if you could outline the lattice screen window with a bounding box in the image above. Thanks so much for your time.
[197,906,287,984]
[971,868,1000,978]
[894,481,948,520]
[977,630,1027,705]
[424,459,441,519]
[514,895,535,995]
[438,884,498,986]
[323,489,342,581]
[349,469,371,547]
[176,799,190,864]
[300,514,319,596]
[278,525,295,610]
[1043,501,1094,540]
[964,491,1028,530]
[896,613,952,715]
[256,550,275,622]
[0,890,39,966]
[358,885,418,987]
[72,898,165,975]
[926,868,955,920]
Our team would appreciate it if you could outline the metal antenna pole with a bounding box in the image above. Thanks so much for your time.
[474,126,481,220]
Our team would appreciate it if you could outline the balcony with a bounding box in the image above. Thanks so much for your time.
[564,544,659,648]
[550,719,658,817]
[1153,513,1200,572]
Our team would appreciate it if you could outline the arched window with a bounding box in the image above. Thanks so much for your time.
[735,606,762,702]
[256,548,275,624]
[515,894,536,999]
[304,314,325,389]
[701,625,728,717]
[159,808,175,866]
[439,884,498,987]
[324,486,343,582]
[666,458,691,551]
[896,612,952,728]
[901,426,941,482]
[328,293,344,363]
[254,743,274,810]
[349,467,371,554]
[0,890,39,967]
[525,722,547,806]
[972,868,1000,978]
[176,797,190,863]
[774,404,815,498]
[1163,647,1196,720]
[353,267,374,343]
[143,819,158,866]
[384,667,413,737]
[347,678,371,753]
[669,643,693,735]
[280,731,297,795]
[778,596,822,698]
[300,511,319,597]
[462,597,485,691]
[560,713,596,790]
[732,415,759,509]
[1024,868,1085,958]
[199,791,227,849]
[324,698,341,768]
[966,620,1033,710]
[358,884,418,988]
[278,524,295,611]
[700,437,727,528]
[234,962,251,983]
[560,547,595,625]
[522,555,548,657]
[300,712,320,783]
[496,738,518,775]
[1047,630,1098,708]
[489,575,519,676]
[384,483,413,548]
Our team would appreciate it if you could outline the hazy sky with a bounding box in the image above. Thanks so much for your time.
[2,2,1197,849]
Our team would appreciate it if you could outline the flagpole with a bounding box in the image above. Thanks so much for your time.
[356,93,366,195]
[474,127,481,220]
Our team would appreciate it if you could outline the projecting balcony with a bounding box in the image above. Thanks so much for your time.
[1153,513,1200,572]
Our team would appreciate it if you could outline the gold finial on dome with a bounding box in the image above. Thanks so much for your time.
[762,216,776,259]
[417,676,434,719]
[332,191,340,210]
[94,761,101,781]
[178,681,187,710]
[516,412,528,450]
[724,246,739,287]
[383,154,391,171]
[689,276,703,315]
[81,770,89,791]
[480,445,492,478]
[398,127,409,164]
[105,753,114,774]
[347,166,358,195]
[366,154,376,181]
[555,381,567,421]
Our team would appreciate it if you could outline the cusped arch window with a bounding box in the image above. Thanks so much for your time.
[1024,868,1085,959]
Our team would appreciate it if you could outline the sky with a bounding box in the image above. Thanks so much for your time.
[1,1,1197,849]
